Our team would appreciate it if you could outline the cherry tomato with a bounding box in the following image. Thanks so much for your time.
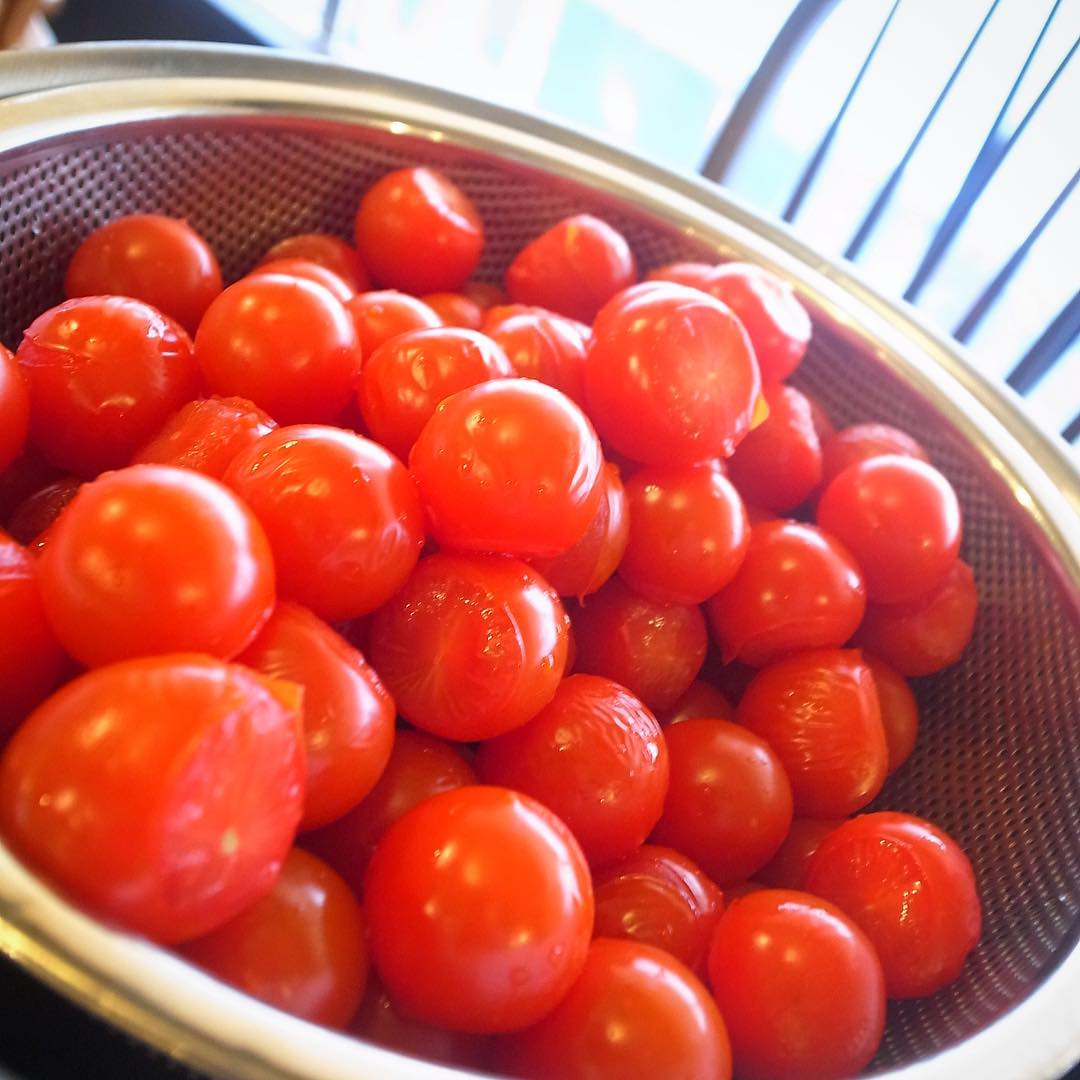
[131,395,277,480]
[0,654,304,943]
[651,718,793,884]
[486,308,589,406]
[180,848,367,1028]
[259,233,369,292]
[585,282,760,465]
[247,258,355,303]
[410,378,604,558]
[461,279,507,309]
[820,421,929,490]
[476,674,669,866]
[303,730,476,897]
[619,462,749,604]
[528,462,628,600]
[706,520,866,665]
[805,811,981,998]
[0,345,29,474]
[419,291,483,329]
[239,602,395,831]
[707,889,885,1079]
[756,817,843,890]
[506,214,636,324]
[0,534,65,737]
[817,455,962,603]
[64,213,222,334]
[17,296,199,477]
[592,845,724,975]
[345,290,442,357]
[354,167,483,294]
[195,275,361,425]
[224,424,423,622]
[737,648,887,818]
[804,390,836,443]
[727,383,822,510]
[865,654,919,772]
[369,553,568,741]
[856,559,978,675]
[358,327,513,460]
[657,679,734,726]
[39,465,274,668]
[7,476,80,547]
[364,785,593,1033]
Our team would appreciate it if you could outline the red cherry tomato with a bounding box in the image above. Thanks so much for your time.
[864,654,919,772]
[756,817,844,889]
[131,395,277,480]
[224,425,423,622]
[726,383,822,510]
[528,462,628,600]
[239,602,395,831]
[804,390,836,443]
[707,889,885,1079]
[737,648,887,818]
[369,553,568,741]
[0,345,29,474]
[619,462,749,604]
[7,476,80,548]
[195,275,361,425]
[0,534,65,737]
[247,258,355,303]
[180,848,367,1028]
[570,577,707,712]
[592,845,724,974]
[364,785,593,1033]
[706,520,866,666]
[354,167,483,294]
[476,674,669,866]
[64,213,222,334]
[506,214,636,324]
[461,280,507,309]
[18,296,199,477]
[585,282,761,465]
[410,378,604,558]
[856,559,978,675]
[345,290,443,357]
[805,811,982,998]
[817,455,962,603]
[499,938,732,1080]
[259,233,369,292]
[419,291,483,329]
[39,465,274,668]
[657,679,734,726]
[486,308,589,406]
[0,654,304,943]
[358,327,513,460]
[303,730,476,897]
[820,421,929,490]
[651,718,793,884]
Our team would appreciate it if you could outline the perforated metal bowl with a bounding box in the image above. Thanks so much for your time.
[0,42,1077,1080]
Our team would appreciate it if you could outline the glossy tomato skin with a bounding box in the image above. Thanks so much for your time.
[410,378,604,558]
[820,421,929,490]
[817,455,962,603]
[303,730,476,897]
[7,476,81,548]
[619,462,749,605]
[500,938,732,1080]
[17,296,200,477]
[570,577,707,712]
[476,674,669,866]
[707,520,866,666]
[64,213,222,334]
[0,345,29,474]
[0,534,66,737]
[592,845,724,974]
[246,258,355,303]
[651,718,793,884]
[707,889,886,1080]
[195,275,361,425]
[506,214,636,324]
[756,817,844,890]
[358,327,513,460]
[865,654,919,772]
[354,167,483,294]
[39,465,274,668]
[419,291,483,330]
[805,812,981,998]
[727,383,823,510]
[369,553,568,741]
[224,425,423,622]
[585,282,761,466]
[657,679,734,726]
[486,308,589,406]
[180,848,367,1028]
[259,233,370,292]
[345,290,442,357]
[737,648,887,818]
[364,785,593,1033]
[0,655,305,944]
[239,602,395,831]
[856,559,977,676]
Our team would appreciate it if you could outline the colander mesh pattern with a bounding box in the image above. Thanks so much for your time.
[0,122,1077,1075]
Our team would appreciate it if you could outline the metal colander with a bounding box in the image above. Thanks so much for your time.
[0,43,1077,1080]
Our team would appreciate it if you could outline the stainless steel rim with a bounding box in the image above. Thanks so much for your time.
[0,45,1076,1080]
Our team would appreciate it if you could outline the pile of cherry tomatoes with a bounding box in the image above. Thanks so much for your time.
[0,164,982,1079]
